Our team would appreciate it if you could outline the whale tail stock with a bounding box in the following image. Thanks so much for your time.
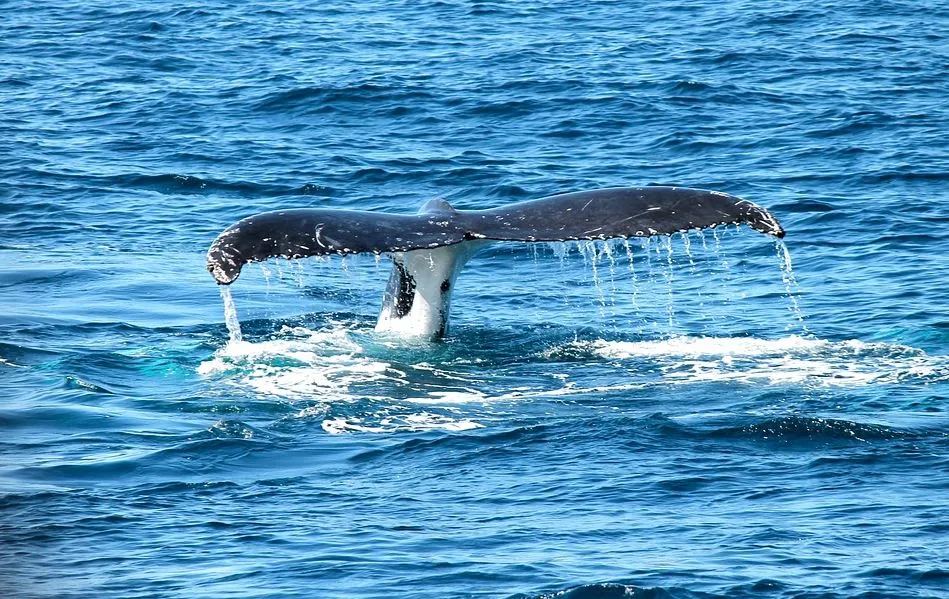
[206,186,785,339]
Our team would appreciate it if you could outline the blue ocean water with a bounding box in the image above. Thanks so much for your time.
[2,1,949,597]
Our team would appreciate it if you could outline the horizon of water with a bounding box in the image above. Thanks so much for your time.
[3,1,949,598]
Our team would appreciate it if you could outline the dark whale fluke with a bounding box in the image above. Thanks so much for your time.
[207,186,785,339]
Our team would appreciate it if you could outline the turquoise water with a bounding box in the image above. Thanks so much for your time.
[3,1,949,597]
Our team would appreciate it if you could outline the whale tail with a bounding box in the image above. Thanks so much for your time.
[206,186,785,339]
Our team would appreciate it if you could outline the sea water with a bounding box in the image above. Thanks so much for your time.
[2,1,948,598]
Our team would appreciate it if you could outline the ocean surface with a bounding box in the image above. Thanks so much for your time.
[3,1,949,597]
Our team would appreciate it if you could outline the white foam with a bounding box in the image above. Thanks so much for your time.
[321,413,484,435]
[208,419,255,439]
[198,324,491,433]
[591,334,825,357]
[294,405,330,419]
[198,325,392,399]
[197,323,948,435]
[407,389,490,404]
[586,335,948,386]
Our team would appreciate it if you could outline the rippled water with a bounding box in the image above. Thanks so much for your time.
[3,1,949,598]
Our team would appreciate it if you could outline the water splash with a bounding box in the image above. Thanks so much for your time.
[219,286,243,344]
[585,335,949,387]
[196,323,492,434]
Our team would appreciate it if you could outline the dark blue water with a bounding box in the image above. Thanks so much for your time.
[3,1,949,597]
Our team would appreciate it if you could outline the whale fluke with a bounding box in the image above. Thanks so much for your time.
[467,187,784,242]
[206,186,785,339]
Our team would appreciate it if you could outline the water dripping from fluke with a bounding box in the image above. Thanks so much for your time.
[775,239,809,334]
[204,186,788,341]
[219,286,243,344]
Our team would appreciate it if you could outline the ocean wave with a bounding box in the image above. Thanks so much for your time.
[512,582,725,599]
[254,82,436,113]
[5,169,335,200]
[706,416,916,444]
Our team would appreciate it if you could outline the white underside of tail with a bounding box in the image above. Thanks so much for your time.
[375,241,487,339]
